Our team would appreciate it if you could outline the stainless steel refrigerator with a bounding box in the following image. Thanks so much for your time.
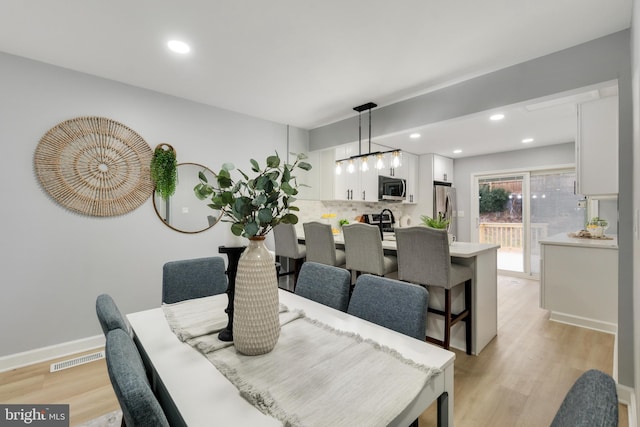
[434,181,456,237]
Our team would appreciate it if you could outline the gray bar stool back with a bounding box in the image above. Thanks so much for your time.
[395,226,473,354]
[303,221,346,267]
[342,223,397,277]
[273,223,306,289]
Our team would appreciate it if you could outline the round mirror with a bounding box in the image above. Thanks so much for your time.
[153,163,222,233]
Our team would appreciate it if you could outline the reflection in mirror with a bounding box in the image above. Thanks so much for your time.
[153,163,222,233]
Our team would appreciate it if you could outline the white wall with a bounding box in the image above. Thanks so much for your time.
[0,52,308,359]
[631,0,640,423]
[452,143,575,241]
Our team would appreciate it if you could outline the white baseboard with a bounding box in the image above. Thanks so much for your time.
[549,311,617,334]
[0,335,105,373]
[617,384,637,427]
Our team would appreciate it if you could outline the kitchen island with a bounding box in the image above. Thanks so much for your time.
[539,233,618,333]
[299,232,500,355]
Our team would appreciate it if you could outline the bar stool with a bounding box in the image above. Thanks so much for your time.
[342,223,397,278]
[395,226,473,354]
[303,221,346,268]
[273,223,306,290]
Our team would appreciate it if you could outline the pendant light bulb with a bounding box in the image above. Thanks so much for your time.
[347,159,355,174]
[375,154,385,170]
[335,161,342,175]
[392,151,402,168]
[360,156,369,172]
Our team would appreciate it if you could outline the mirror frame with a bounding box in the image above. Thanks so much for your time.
[152,162,222,234]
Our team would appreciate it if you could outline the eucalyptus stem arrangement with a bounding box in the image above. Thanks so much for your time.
[150,144,177,200]
[194,152,311,238]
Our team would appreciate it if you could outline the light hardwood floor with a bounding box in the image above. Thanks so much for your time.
[420,275,627,426]
[0,350,119,426]
[0,275,627,426]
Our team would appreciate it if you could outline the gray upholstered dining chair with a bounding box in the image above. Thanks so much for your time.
[96,294,129,336]
[105,328,170,427]
[395,226,473,354]
[303,221,346,267]
[294,262,352,312]
[342,223,398,277]
[551,369,618,427]
[347,274,428,340]
[162,256,228,304]
[273,223,306,289]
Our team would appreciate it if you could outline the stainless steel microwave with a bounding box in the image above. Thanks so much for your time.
[378,175,406,201]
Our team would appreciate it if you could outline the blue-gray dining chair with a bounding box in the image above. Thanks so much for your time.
[96,294,129,336]
[294,262,352,312]
[551,369,618,427]
[395,226,473,354]
[162,256,228,304]
[105,328,170,427]
[347,274,428,340]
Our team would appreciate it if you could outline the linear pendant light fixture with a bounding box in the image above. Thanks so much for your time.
[335,102,401,175]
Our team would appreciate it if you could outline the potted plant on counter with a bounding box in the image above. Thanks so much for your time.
[586,217,608,238]
[421,213,455,244]
[420,213,450,230]
[193,152,311,355]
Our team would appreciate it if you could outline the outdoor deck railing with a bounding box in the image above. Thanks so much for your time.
[479,222,548,249]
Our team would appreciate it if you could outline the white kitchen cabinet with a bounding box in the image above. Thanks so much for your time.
[334,142,378,201]
[576,95,618,196]
[299,149,334,201]
[403,152,418,203]
[540,233,618,333]
[433,154,454,183]
[358,169,379,201]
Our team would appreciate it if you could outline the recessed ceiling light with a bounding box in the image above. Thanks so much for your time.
[409,133,421,139]
[453,149,462,154]
[522,138,534,143]
[489,113,505,121]
[167,40,190,54]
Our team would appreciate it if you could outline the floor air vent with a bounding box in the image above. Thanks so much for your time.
[50,350,105,373]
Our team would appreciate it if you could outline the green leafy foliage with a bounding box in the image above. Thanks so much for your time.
[194,152,312,238]
[150,146,177,200]
[420,213,450,229]
[479,185,510,214]
[586,216,608,227]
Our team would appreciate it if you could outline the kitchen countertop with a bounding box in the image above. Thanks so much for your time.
[300,232,500,259]
[539,232,618,249]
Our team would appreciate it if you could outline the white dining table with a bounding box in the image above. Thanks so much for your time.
[127,290,456,427]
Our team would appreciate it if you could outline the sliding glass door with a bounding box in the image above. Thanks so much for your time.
[476,174,528,274]
[473,168,585,277]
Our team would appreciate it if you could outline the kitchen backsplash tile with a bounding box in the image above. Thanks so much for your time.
[294,200,412,233]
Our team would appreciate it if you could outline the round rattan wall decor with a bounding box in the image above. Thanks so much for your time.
[34,116,154,217]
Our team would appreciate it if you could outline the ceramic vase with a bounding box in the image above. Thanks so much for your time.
[232,236,280,355]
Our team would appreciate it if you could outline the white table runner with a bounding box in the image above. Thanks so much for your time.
[163,296,441,427]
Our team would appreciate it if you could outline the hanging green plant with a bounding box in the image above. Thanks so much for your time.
[150,144,177,200]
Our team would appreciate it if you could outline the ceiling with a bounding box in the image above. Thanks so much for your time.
[0,1,631,156]
[373,82,619,158]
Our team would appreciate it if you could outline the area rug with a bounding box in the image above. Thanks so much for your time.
[77,409,122,427]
